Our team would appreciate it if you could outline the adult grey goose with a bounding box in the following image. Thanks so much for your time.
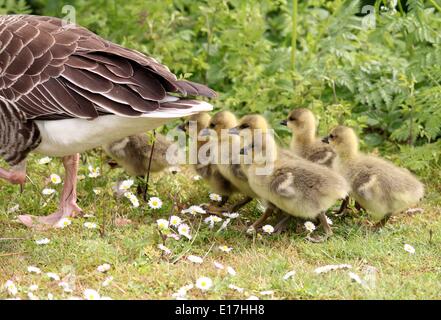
[0,15,216,228]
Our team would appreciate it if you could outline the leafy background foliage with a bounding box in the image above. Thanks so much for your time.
[2,0,441,175]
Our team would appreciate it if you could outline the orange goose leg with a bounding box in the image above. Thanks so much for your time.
[0,161,27,186]
[18,154,83,228]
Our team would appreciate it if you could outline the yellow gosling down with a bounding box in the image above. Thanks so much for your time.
[202,111,256,212]
[238,115,350,241]
[180,112,236,208]
[103,133,172,176]
[324,126,425,228]
[282,108,336,168]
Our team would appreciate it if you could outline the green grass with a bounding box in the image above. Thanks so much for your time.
[1,151,440,300]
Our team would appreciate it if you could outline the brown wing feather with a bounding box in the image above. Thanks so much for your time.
[0,14,216,121]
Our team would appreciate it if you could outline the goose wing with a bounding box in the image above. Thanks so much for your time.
[0,15,216,121]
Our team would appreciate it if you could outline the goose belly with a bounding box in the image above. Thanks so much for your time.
[33,116,171,157]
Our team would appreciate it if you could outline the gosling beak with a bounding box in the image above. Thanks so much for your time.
[322,136,330,144]
[229,127,240,135]
[280,120,288,126]
[240,144,252,155]
[177,124,186,132]
[199,128,211,137]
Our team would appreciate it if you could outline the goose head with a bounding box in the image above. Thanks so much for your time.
[323,126,359,158]
[200,111,238,138]
[281,108,316,140]
[178,112,211,134]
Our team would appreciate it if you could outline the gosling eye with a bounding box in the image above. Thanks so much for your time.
[209,123,215,129]
[330,134,335,139]
[289,117,296,121]
[239,124,249,129]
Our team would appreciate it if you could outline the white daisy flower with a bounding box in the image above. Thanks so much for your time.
[55,218,71,229]
[326,216,333,225]
[169,215,182,227]
[5,280,18,296]
[102,276,114,287]
[172,288,188,300]
[192,175,202,181]
[172,283,194,300]
[148,197,163,210]
[213,261,225,270]
[246,295,260,300]
[195,277,213,291]
[77,174,86,181]
[97,263,111,273]
[27,266,41,274]
[223,212,240,219]
[58,282,73,293]
[46,273,60,281]
[187,255,203,264]
[260,290,275,296]
[42,188,56,196]
[167,233,181,241]
[38,157,52,165]
[348,272,369,288]
[119,179,134,191]
[158,244,172,255]
[217,218,231,232]
[228,284,244,293]
[50,174,62,184]
[404,244,415,254]
[88,166,100,178]
[204,215,222,229]
[47,293,54,300]
[178,224,192,239]
[406,208,424,214]
[156,219,169,230]
[8,204,20,213]
[283,270,296,280]
[93,188,101,195]
[35,238,50,245]
[27,292,39,300]
[209,193,222,202]
[83,289,100,300]
[29,284,39,291]
[227,266,237,276]
[262,225,274,234]
[84,222,98,229]
[314,264,352,274]
[181,205,206,216]
[219,245,233,253]
[124,192,140,208]
[304,221,316,233]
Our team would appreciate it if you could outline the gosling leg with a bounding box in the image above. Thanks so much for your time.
[273,214,292,234]
[373,213,392,230]
[247,206,274,233]
[218,195,230,208]
[228,196,252,213]
[306,212,333,243]
[335,196,349,217]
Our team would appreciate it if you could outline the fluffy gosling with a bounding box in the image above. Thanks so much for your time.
[238,115,350,240]
[103,133,172,176]
[323,126,424,228]
[281,108,336,167]
[201,111,256,212]
[179,112,236,207]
